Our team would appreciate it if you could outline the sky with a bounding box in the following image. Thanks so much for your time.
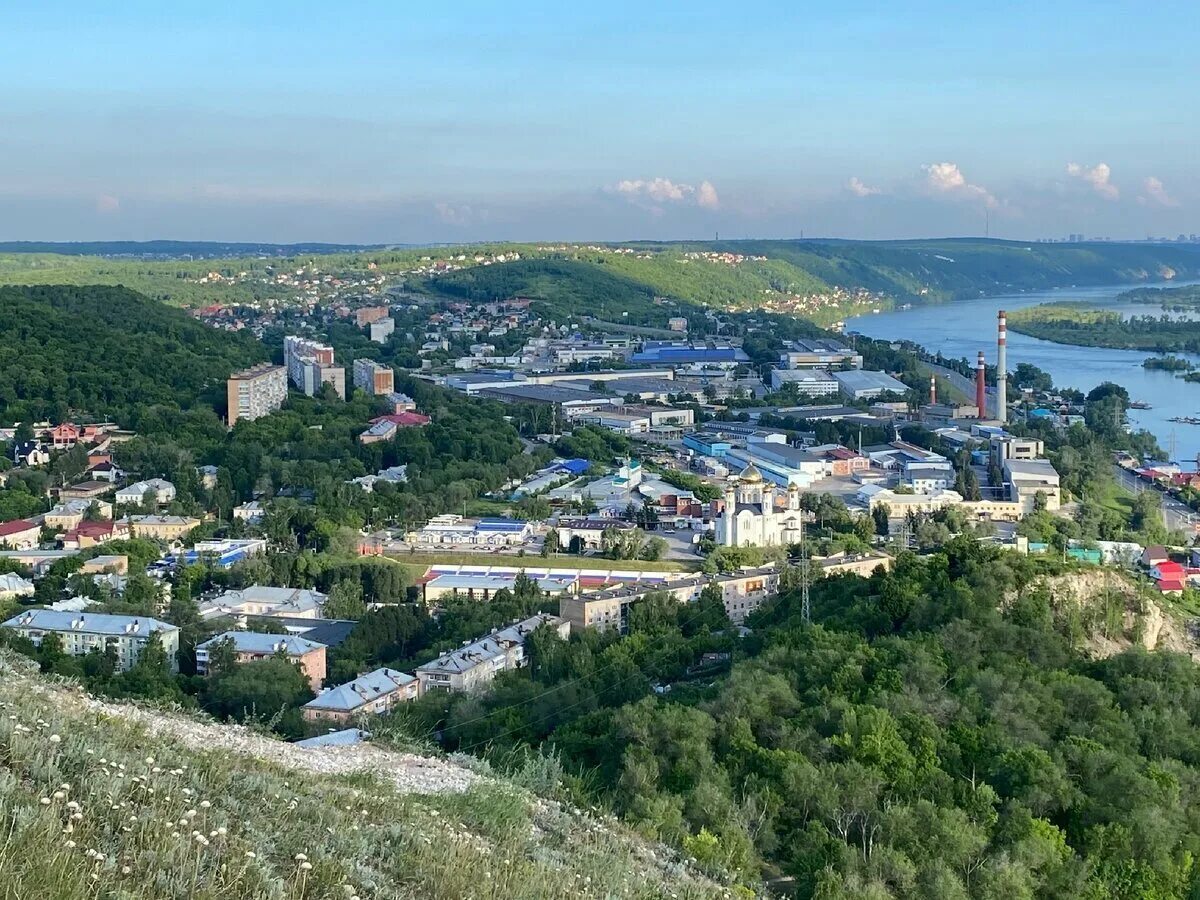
[2,1,1197,244]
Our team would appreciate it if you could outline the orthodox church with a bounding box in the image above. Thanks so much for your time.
[717,464,806,547]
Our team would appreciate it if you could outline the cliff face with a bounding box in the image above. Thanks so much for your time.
[1020,569,1198,659]
[0,651,740,900]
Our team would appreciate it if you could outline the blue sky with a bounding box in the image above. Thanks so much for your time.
[2,1,1196,243]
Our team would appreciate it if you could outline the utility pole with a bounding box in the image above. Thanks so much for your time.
[799,517,811,624]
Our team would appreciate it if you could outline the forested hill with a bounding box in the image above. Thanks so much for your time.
[0,285,266,425]
[635,238,1200,303]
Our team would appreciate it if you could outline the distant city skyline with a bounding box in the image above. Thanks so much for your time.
[2,2,1196,243]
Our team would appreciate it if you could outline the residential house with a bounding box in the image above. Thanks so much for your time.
[43,499,114,532]
[1,610,179,672]
[196,585,328,621]
[0,573,35,600]
[195,632,327,691]
[58,481,113,502]
[232,501,265,522]
[0,520,42,551]
[358,412,431,444]
[48,422,82,448]
[80,555,129,575]
[12,442,50,467]
[302,667,419,724]
[121,515,201,541]
[61,518,130,550]
[115,479,176,506]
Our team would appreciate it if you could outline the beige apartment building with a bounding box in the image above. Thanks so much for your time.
[1,610,180,672]
[227,363,287,426]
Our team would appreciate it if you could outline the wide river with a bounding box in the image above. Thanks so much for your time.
[845,280,1200,463]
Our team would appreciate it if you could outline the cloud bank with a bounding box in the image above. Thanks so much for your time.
[1139,176,1179,208]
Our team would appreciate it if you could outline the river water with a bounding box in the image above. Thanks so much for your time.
[845,280,1200,463]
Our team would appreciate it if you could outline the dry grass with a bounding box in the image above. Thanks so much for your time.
[0,651,747,899]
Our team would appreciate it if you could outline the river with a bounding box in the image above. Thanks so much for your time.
[845,280,1200,463]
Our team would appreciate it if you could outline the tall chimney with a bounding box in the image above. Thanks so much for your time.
[976,351,987,418]
[997,310,1008,424]
[929,374,937,405]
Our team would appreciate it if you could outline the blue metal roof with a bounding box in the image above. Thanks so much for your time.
[475,518,528,532]
[555,458,591,475]
[295,728,370,748]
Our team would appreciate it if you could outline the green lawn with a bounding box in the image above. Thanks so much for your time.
[384,549,699,578]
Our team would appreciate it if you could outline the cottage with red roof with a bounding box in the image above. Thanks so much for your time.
[1151,560,1187,594]
[61,518,131,551]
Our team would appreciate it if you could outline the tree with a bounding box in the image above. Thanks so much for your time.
[542,527,559,557]
[324,578,367,620]
[204,636,238,678]
[203,656,313,737]
[872,504,891,536]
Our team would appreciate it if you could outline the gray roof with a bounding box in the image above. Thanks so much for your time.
[832,370,910,394]
[303,667,416,712]
[2,610,177,638]
[294,728,369,748]
[196,631,326,655]
[417,614,564,676]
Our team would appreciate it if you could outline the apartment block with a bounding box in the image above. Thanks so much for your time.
[352,358,395,396]
[196,631,327,691]
[415,614,569,693]
[284,336,345,399]
[302,667,419,724]
[226,363,287,426]
[2,610,180,672]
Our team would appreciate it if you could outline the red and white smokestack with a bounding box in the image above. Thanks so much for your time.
[976,351,987,418]
[930,374,937,405]
[997,310,1008,424]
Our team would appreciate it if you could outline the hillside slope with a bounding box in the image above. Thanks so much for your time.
[0,284,265,424]
[0,650,738,899]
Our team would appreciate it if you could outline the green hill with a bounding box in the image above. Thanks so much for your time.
[2,239,1198,324]
[0,285,266,425]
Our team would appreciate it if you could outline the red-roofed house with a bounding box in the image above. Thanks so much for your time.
[0,520,41,550]
[61,519,131,551]
[1152,560,1186,594]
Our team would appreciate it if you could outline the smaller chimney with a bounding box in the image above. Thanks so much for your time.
[929,374,937,405]
[976,351,987,418]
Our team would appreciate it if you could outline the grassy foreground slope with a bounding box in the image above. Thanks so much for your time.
[0,651,735,900]
[0,285,265,424]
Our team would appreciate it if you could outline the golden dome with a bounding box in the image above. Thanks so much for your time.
[739,463,763,483]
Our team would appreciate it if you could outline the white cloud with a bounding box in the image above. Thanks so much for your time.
[921,162,997,208]
[1139,176,1179,208]
[846,176,882,197]
[95,194,120,213]
[434,201,474,225]
[1066,162,1118,199]
[612,177,719,210]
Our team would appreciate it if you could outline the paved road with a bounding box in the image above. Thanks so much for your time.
[1112,465,1197,533]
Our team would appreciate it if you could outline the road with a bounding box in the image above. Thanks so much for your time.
[1112,465,1197,533]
